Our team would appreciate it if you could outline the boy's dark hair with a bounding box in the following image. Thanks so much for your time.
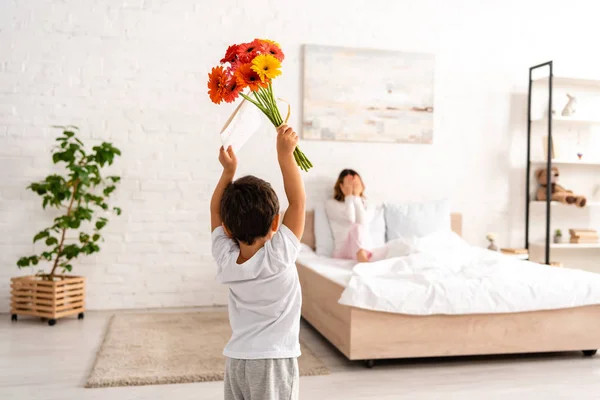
[220,175,280,245]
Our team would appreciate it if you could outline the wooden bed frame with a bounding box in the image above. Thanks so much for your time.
[298,212,600,366]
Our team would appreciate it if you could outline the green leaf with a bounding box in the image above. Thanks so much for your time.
[113,207,122,216]
[45,237,58,246]
[92,233,100,241]
[31,257,39,266]
[95,220,107,230]
[103,186,116,197]
[64,131,75,138]
[108,176,121,183]
[52,152,61,163]
[62,244,80,260]
[41,251,53,261]
[33,231,49,243]
[17,257,30,267]
[79,232,90,243]
[63,264,73,272]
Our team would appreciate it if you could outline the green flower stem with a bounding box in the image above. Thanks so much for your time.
[241,87,313,171]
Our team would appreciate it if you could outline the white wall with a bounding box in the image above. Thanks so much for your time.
[2,0,600,311]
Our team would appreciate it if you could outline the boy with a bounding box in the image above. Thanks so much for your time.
[210,124,306,400]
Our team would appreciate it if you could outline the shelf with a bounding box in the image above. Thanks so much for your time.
[533,76,600,88]
[530,242,600,249]
[531,159,600,166]
[531,116,600,124]
[530,201,600,206]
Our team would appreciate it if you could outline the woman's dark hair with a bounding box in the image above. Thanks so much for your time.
[220,175,280,245]
[333,169,364,202]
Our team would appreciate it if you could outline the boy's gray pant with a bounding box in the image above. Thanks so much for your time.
[224,358,299,400]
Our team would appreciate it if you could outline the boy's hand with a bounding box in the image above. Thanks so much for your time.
[276,125,298,157]
[219,146,237,176]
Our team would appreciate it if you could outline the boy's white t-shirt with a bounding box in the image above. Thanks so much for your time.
[212,224,302,359]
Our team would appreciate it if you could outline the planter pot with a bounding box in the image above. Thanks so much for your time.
[10,275,86,326]
[554,235,563,244]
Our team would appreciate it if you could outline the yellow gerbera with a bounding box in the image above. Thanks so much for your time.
[260,38,281,48]
[251,54,282,82]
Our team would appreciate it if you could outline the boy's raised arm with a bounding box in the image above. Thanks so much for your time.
[210,146,237,232]
[277,125,306,240]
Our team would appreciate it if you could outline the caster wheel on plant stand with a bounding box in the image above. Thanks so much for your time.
[365,360,375,369]
[11,314,17,322]
[48,319,56,326]
[582,350,597,357]
[78,312,85,320]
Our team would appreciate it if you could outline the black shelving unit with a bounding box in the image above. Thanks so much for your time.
[525,61,553,265]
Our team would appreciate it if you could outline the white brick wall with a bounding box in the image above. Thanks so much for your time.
[1,0,600,311]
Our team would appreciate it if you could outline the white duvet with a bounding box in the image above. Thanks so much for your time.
[303,231,600,315]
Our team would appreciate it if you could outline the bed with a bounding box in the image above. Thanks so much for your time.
[298,211,600,366]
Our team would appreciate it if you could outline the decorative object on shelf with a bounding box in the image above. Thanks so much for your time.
[554,229,563,244]
[549,262,563,267]
[569,229,598,244]
[486,233,499,251]
[302,44,435,144]
[561,93,577,116]
[500,248,529,260]
[12,127,122,326]
[576,130,583,160]
[535,167,587,207]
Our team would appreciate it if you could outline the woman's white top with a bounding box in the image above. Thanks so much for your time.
[325,196,371,253]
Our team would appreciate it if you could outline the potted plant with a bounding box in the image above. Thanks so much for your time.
[554,229,563,244]
[11,127,121,326]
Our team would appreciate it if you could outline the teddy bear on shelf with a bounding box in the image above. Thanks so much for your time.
[536,167,586,207]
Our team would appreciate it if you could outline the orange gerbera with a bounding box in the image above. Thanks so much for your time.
[220,44,240,64]
[259,39,284,62]
[235,63,268,92]
[237,39,263,63]
[222,76,242,103]
[207,66,226,104]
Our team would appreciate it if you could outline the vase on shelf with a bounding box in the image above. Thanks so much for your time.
[486,233,499,251]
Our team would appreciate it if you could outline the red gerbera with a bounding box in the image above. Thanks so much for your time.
[235,63,268,92]
[207,66,226,104]
[237,39,263,63]
[259,39,284,62]
[222,76,242,103]
[220,44,240,64]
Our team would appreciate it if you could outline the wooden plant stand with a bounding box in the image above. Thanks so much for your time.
[10,275,86,326]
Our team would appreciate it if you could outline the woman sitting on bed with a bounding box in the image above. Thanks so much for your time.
[326,169,387,263]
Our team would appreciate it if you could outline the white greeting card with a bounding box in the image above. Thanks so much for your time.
[220,99,262,153]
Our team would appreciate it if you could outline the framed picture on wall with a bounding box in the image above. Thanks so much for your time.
[302,44,435,144]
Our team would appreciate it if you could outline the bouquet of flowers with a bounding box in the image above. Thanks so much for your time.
[207,39,313,171]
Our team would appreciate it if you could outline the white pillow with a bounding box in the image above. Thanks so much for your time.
[384,199,451,241]
[314,202,386,257]
[368,206,386,249]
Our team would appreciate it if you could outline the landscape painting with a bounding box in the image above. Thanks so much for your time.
[302,45,435,144]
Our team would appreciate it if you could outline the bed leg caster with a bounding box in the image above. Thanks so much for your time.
[365,359,375,368]
[582,350,597,357]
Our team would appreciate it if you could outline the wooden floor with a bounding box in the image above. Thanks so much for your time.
[2,307,600,399]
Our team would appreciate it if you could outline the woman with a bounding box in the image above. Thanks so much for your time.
[325,169,386,262]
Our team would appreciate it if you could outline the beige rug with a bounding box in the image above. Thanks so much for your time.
[85,311,329,388]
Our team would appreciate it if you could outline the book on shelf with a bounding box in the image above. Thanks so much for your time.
[569,229,598,238]
[500,248,528,255]
[570,238,599,244]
